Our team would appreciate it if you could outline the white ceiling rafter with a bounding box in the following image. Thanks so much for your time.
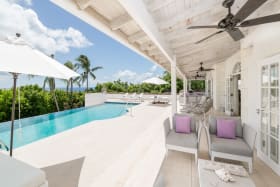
[118,0,185,77]
[109,13,132,30]
[74,0,93,10]
[155,0,222,31]
[146,0,174,12]
[127,31,147,43]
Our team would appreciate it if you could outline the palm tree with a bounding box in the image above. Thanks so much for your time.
[75,55,102,92]
[43,77,59,112]
[64,61,77,93]
[64,61,80,108]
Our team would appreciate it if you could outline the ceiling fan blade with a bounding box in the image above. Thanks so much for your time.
[227,28,244,41]
[195,30,224,44]
[233,0,267,23]
[189,70,199,72]
[203,68,215,71]
[188,25,218,29]
[239,14,280,27]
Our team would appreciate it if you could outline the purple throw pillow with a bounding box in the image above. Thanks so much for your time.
[217,119,236,139]
[175,116,191,134]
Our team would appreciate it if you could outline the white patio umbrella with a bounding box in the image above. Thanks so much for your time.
[142,77,168,85]
[0,35,80,156]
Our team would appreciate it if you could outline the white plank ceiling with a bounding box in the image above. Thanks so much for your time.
[52,0,280,77]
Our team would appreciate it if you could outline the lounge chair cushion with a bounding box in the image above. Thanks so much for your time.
[173,113,196,132]
[166,130,197,149]
[210,135,253,157]
[209,116,243,138]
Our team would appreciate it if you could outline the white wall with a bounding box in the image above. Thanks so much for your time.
[85,93,105,106]
[211,51,241,112]
[241,22,280,130]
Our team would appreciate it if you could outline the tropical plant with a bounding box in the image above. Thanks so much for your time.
[0,85,85,123]
[43,77,59,111]
[64,61,76,94]
[92,72,184,94]
[75,55,102,92]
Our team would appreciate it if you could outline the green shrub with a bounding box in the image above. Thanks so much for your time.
[0,85,85,123]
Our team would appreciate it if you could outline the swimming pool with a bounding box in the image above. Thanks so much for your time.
[0,102,137,148]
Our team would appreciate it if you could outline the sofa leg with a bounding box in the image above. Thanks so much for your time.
[211,154,214,161]
[248,159,253,174]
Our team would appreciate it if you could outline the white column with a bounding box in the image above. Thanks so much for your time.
[183,77,187,104]
[171,56,177,115]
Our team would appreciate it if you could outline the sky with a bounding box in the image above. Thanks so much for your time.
[0,0,164,88]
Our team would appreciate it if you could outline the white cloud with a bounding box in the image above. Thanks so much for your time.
[113,65,161,83]
[0,0,92,55]
[114,70,137,80]
[150,64,158,72]
[10,0,32,6]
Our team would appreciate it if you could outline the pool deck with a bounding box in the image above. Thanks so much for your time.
[14,101,171,187]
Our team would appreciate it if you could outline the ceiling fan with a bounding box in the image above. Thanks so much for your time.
[191,62,214,72]
[188,0,280,44]
[191,72,205,79]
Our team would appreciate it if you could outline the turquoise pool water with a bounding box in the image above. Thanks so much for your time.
[0,102,136,148]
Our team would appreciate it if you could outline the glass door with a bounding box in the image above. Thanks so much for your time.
[225,76,233,115]
[260,62,280,172]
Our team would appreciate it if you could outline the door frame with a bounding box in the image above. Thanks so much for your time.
[257,54,280,176]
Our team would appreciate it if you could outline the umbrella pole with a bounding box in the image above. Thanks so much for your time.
[9,73,18,157]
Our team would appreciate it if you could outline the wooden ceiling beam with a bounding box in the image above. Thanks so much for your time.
[174,36,237,58]
[170,29,232,50]
[146,0,174,12]
[110,13,132,30]
[147,48,161,56]
[127,31,147,43]
[140,42,157,51]
[74,0,93,10]
[154,0,244,32]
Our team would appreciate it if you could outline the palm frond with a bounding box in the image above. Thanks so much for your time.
[91,66,103,72]
[89,71,96,80]
[64,61,74,70]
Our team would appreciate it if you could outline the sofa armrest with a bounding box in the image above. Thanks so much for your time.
[163,118,171,137]
[243,123,257,150]
[204,123,212,153]
[197,120,202,138]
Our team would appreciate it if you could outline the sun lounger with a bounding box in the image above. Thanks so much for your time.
[138,93,144,102]
[158,96,169,104]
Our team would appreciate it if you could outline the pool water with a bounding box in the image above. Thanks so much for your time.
[0,102,136,148]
